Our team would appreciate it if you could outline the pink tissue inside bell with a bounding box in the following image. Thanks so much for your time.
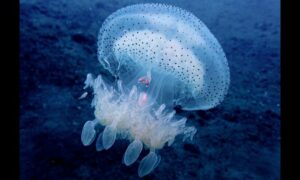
[138,92,148,106]
[138,76,151,86]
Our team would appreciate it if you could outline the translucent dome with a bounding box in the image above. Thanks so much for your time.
[97,3,230,110]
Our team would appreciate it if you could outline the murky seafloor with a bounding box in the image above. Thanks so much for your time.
[20,0,280,179]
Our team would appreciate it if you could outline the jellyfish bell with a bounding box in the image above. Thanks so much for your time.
[80,3,230,177]
[98,3,230,110]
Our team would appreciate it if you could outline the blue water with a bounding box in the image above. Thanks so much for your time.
[20,0,280,179]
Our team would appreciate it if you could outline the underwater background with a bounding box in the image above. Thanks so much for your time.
[20,0,280,179]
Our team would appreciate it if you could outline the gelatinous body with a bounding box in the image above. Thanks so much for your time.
[98,3,230,110]
[80,3,230,177]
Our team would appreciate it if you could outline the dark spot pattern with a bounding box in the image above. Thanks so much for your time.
[97,4,230,110]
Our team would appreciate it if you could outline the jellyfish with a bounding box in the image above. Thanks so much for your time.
[80,3,230,177]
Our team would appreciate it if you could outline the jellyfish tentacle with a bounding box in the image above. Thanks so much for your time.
[138,150,159,177]
[78,92,88,100]
[153,154,161,169]
[96,132,104,151]
[102,124,117,150]
[84,73,94,89]
[163,110,176,123]
[83,73,198,175]
[81,119,98,146]
[123,139,143,166]
[155,104,166,117]
[128,85,138,100]
[117,80,124,94]
[167,137,175,146]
